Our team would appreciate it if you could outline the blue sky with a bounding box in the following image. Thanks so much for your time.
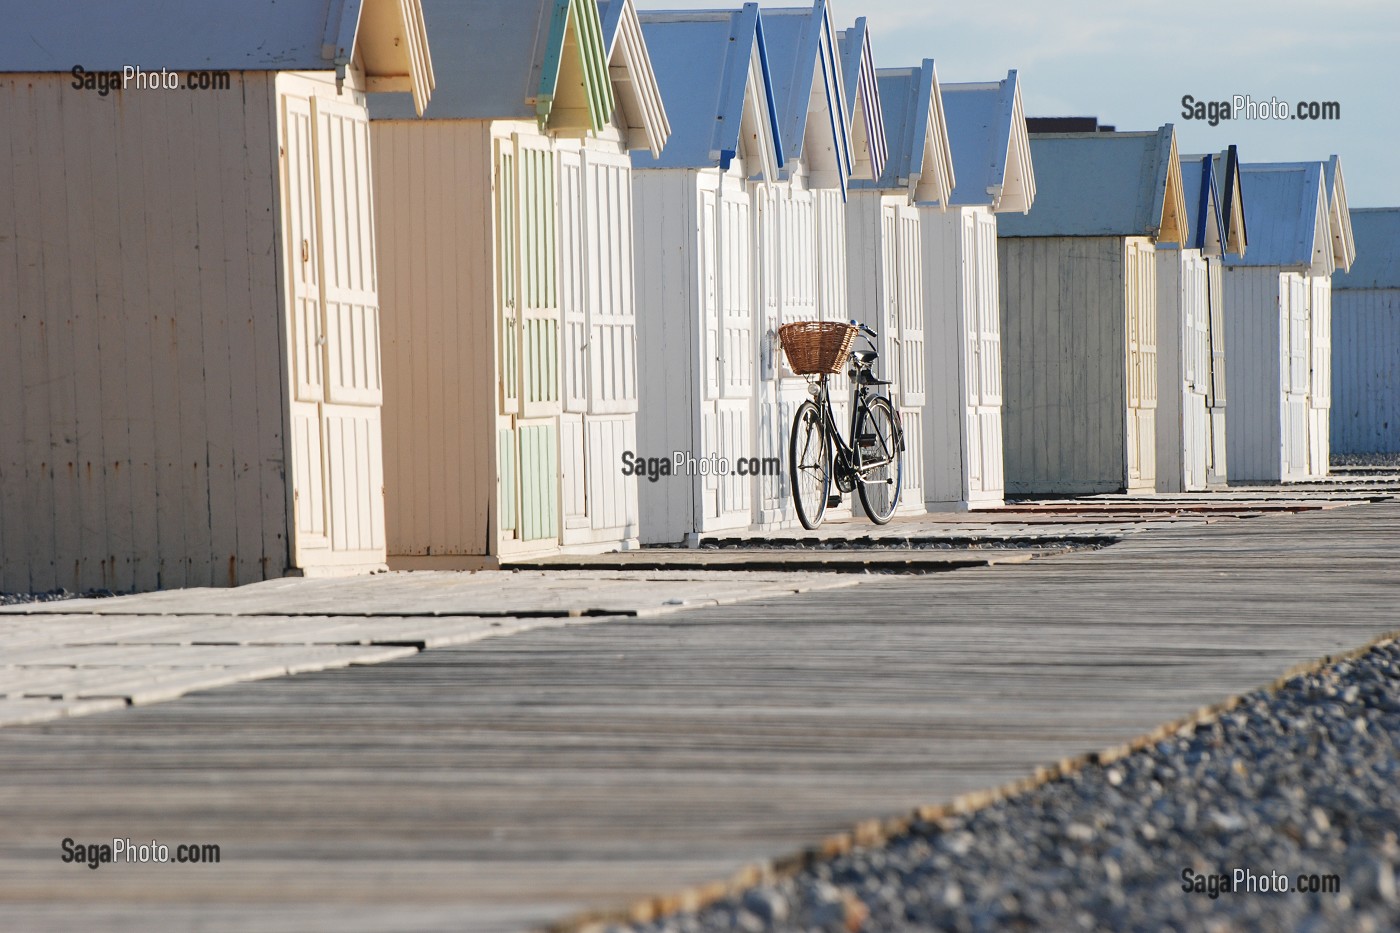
[634,0,1400,205]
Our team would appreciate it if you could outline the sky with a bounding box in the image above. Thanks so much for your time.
[634,0,1400,206]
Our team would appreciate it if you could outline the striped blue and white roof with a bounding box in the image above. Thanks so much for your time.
[1334,209,1400,290]
[1324,155,1357,273]
[0,0,434,113]
[853,59,954,207]
[940,71,1035,213]
[598,0,672,155]
[760,2,853,193]
[632,4,783,179]
[998,126,1187,244]
[836,18,888,184]
[1224,161,1332,275]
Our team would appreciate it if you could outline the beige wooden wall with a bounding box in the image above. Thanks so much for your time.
[371,119,496,561]
[0,73,289,595]
[998,235,1129,495]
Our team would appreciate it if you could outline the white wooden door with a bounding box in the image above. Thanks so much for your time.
[968,210,1003,499]
[1308,276,1331,476]
[1125,240,1157,489]
[1283,274,1309,479]
[1182,253,1209,490]
[282,92,385,565]
[497,133,560,544]
[754,182,783,519]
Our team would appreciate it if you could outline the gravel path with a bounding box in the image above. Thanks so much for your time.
[627,641,1400,933]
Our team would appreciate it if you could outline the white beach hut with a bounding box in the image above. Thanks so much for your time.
[749,1,854,529]
[997,126,1189,495]
[1221,161,1341,482]
[631,5,784,544]
[0,0,433,594]
[921,71,1035,510]
[1154,149,1247,492]
[371,0,669,566]
[1332,208,1400,455]
[846,60,956,515]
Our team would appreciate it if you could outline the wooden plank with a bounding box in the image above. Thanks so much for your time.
[0,80,28,594]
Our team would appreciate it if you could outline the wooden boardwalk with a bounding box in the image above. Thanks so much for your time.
[2,498,1400,931]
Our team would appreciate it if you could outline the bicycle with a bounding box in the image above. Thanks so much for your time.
[779,320,904,530]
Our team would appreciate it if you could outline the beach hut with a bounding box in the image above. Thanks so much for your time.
[1220,161,1338,482]
[750,1,854,529]
[0,1,433,595]
[631,5,784,545]
[997,126,1189,495]
[1332,208,1400,455]
[846,59,956,515]
[921,71,1035,510]
[1154,149,1246,492]
[371,0,669,566]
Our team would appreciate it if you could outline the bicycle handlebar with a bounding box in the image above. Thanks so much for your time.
[849,320,878,339]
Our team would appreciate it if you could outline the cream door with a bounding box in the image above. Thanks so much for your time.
[1125,240,1157,489]
[282,92,385,568]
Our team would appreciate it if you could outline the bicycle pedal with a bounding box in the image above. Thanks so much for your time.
[826,494,843,508]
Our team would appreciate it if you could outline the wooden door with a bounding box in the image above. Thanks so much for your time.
[282,92,385,566]
[1124,240,1157,489]
[496,133,560,545]
[1308,276,1331,475]
[1181,253,1210,489]
[967,210,1003,498]
[1283,274,1310,478]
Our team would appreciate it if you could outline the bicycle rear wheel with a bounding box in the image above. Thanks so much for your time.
[789,399,831,530]
[854,395,903,524]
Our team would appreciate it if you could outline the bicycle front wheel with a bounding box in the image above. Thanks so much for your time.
[789,399,831,530]
[854,396,903,524]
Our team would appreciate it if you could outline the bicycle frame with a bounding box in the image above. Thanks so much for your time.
[806,367,899,487]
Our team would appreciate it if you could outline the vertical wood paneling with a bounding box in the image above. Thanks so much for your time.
[1331,288,1400,455]
[1222,267,1284,481]
[0,74,290,593]
[999,236,1129,494]
[918,207,963,508]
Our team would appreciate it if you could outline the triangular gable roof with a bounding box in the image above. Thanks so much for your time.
[1179,154,1226,256]
[836,18,888,184]
[598,0,671,156]
[371,0,611,131]
[1333,208,1400,290]
[1214,145,1248,257]
[998,125,1188,243]
[0,0,434,114]
[941,71,1036,214]
[1225,162,1333,275]
[633,5,783,180]
[854,60,955,207]
[760,2,853,194]
[1324,155,1357,273]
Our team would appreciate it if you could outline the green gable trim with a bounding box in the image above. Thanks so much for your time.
[535,0,615,134]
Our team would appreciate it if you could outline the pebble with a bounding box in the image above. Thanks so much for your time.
[628,640,1400,932]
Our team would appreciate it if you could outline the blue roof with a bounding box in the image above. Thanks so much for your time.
[998,127,1181,239]
[940,71,1035,212]
[759,2,851,193]
[1224,162,1330,272]
[632,6,784,173]
[370,0,604,124]
[1178,154,1225,253]
[1334,209,1400,290]
[853,60,954,206]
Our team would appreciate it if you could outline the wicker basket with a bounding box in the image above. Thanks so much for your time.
[779,321,857,375]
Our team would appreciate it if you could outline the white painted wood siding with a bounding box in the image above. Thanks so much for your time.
[1331,287,1400,455]
[921,207,1005,510]
[1124,238,1157,493]
[0,73,296,595]
[633,168,756,544]
[1155,248,1209,492]
[998,236,1130,494]
[1222,267,1285,481]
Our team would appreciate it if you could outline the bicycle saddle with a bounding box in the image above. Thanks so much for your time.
[851,349,878,367]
